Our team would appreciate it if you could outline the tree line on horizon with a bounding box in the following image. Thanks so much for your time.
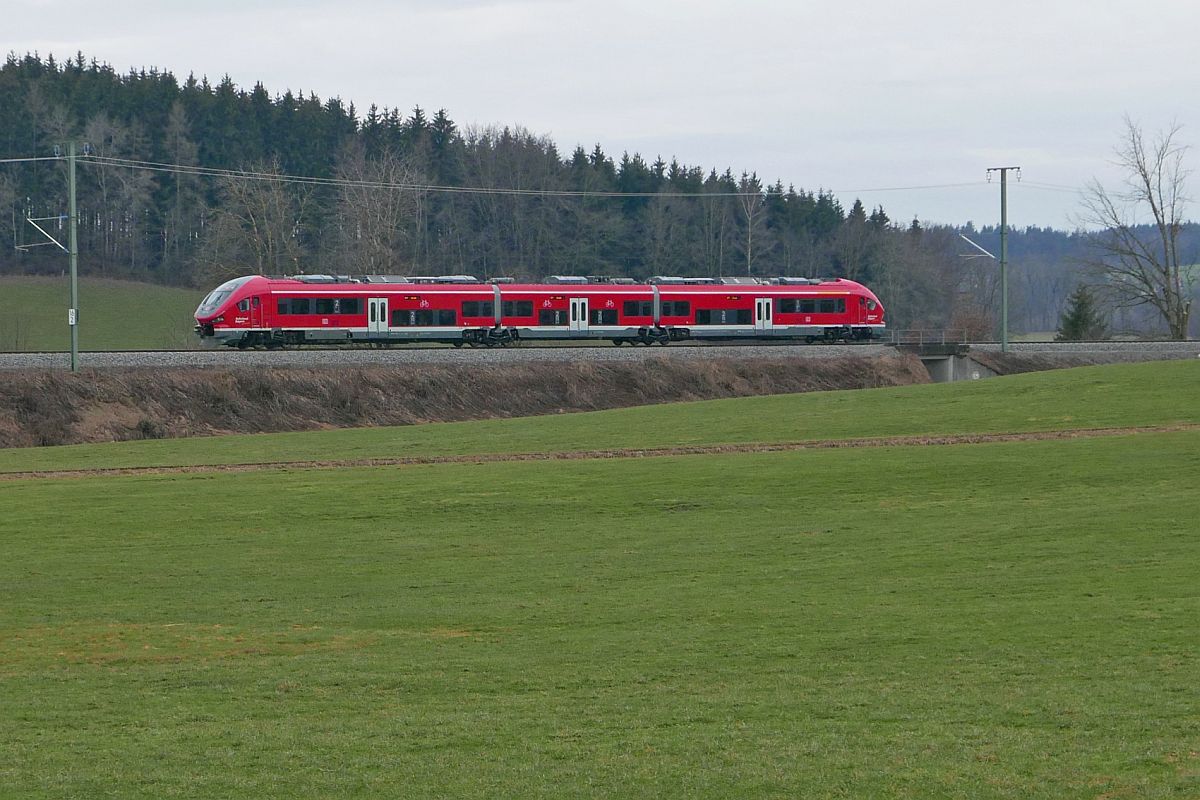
[0,52,1193,336]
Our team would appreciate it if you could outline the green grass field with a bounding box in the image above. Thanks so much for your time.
[0,359,1195,475]
[2,363,1199,797]
[0,276,203,350]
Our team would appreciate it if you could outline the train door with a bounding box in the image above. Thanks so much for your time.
[368,297,388,335]
[250,296,263,328]
[570,297,589,332]
[755,297,774,333]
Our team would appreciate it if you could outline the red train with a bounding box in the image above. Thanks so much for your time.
[194,274,885,348]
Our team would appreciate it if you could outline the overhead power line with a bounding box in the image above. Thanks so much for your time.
[1017,180,1084,194]
[5,150,1005,198]
[0,156,66,165]
[77,154,992,199]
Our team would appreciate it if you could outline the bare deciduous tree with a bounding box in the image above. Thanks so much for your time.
[163,101,206,282]
[82,112,130,270]
[330,140,422,274]
[736,172,768,275]
[197,158,312,282]
[1082,117,1194,339]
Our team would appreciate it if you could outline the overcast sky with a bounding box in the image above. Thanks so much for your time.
[7,0,1198,230]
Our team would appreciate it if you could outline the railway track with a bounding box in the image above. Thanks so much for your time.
[0,342,893,369]
[0,340,1195,369]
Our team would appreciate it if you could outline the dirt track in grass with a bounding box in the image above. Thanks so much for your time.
[2,425,1192,481]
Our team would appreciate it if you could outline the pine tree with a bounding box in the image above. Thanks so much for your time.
[1056,285,1108,341]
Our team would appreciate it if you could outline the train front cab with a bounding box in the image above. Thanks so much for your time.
[194,276,267,348]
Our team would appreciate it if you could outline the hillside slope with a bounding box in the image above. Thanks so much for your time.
[0,277,202,351]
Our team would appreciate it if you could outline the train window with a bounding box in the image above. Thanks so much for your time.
[539,309,564,325]
[315,298,336,314]
[623,300,653,317]
[337,298,362,315]
[252,297,260,308]
[237,299,250,312]
[590,309,618,325]
[695,308,749,324]
[777,299,796,313]
[660,301,690,317]
[818,298,845,314]
[279,298,311,315]
[501,300,534,317]
[799,299,816,314]
[391,309,456,326]
[462,301,493,317]
[867,299,877,311]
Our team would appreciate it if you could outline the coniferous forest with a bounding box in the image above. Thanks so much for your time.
[1,52,1187,334]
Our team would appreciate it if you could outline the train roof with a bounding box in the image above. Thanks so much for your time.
[250,274,871,293]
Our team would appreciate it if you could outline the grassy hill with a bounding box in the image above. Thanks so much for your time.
[2,363,1198,797]
[0,276,202,350]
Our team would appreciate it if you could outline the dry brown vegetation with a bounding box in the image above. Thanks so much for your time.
[0,353,931,448]
[967,351,1169,375]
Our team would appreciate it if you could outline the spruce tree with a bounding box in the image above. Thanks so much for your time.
[1056,285,1108,341]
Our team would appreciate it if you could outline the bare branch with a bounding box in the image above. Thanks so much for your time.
[1080,118,1194,338]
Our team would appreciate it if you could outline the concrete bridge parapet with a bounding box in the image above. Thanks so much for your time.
[893,343,996,383]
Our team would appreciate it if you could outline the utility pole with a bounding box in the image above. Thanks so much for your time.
[18,144,84,371]
[987,166,1020,353]
[68,141,79,372]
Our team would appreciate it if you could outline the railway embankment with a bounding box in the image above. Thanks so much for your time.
[2,347,1193,448]
[0,353,931,448]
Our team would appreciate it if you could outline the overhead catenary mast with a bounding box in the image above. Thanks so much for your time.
[987,166,1020,353]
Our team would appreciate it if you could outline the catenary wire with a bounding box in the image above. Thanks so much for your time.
[0,156,68,165]
[78,154,990,199]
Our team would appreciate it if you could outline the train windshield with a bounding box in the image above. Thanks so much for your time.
[196,277,252,316]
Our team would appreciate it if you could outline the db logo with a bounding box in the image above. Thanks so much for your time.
[542,299,552,307]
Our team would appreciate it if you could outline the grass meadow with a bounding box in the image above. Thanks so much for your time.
[1,361,1198,797]
[0,276,203,351]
